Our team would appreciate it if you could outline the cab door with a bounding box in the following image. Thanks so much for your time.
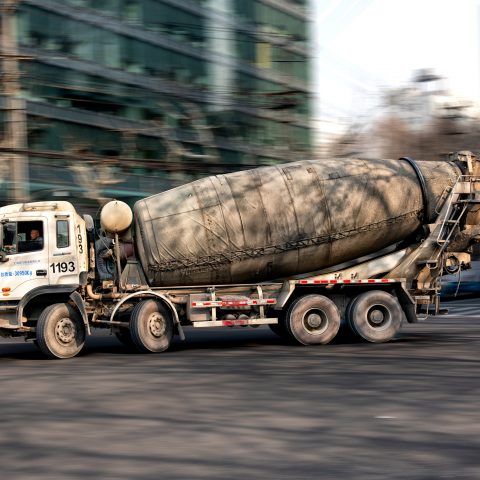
[1,217,51,301]
[48,216,81,287]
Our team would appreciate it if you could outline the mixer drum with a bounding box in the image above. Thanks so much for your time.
[133,158,460,286]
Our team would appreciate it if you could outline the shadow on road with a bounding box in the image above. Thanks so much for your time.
[0,323,463,361]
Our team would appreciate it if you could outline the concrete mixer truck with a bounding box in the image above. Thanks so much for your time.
[1,151,480,359]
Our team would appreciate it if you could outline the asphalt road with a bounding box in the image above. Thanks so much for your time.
[0,298,479,480]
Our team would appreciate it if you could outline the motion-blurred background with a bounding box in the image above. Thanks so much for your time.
[0,0,479,212]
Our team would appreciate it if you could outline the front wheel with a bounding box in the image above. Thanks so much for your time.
[129,300,174,353]
[346,290,403,343]
[115,328,136,349]
[286,294,340,345]
[36,303,86,359]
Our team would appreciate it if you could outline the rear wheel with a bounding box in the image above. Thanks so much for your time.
[129,300,174,353]
[36,303,86,359]
[268,310,289,338]
[286,294,340,345]
[346,290,403,343]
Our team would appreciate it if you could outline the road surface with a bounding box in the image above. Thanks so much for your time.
[0,298,479,479]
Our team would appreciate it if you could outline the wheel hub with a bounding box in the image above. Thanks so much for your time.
[367,305,389,328]
[55,317,76,344]
[307,313,322,328]
[303,309,328,335]
[369,309,385,325]
[148,312,166,338]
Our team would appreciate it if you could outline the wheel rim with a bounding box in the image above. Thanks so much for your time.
[366,304,390,329]
[302,309,328,335]
[148,312,166,338]
[55,317,77,344]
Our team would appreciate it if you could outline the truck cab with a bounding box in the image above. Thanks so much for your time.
[0,201,88,335]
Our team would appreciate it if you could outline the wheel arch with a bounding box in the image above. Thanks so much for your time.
[18,284,79,327]
[110,291,185,340]
[276,282,400,308]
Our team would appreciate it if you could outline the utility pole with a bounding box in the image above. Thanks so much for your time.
[0,0,28,203]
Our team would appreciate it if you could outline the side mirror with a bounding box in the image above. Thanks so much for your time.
[83,214,94,232]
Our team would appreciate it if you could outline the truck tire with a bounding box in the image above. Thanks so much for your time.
[347,290,403,343]
[114,312,135,349]
[285,294,340,345]
[36,303,86,359]
[115,328,136,349]
[129,299,173,353]
[268,311,289,338]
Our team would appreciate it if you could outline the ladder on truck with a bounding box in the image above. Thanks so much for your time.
[415,174,480,316]
[436,175,480,248]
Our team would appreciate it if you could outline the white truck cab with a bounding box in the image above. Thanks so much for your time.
[0,201,88,333]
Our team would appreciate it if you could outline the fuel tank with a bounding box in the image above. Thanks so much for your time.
[133,158,461,286]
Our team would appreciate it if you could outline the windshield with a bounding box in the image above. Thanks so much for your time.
[1,221,44,254]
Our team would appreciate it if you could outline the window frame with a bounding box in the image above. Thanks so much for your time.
[56,219,70,249]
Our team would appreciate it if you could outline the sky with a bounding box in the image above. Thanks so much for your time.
[311,0,480,123]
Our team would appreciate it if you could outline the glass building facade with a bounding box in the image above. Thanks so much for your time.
[1,0,312,209]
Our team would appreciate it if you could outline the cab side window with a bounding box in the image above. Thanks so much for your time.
[56,220,69,248]
[1,221,44,254]
[19,222,44,252]
[1,222,17,253]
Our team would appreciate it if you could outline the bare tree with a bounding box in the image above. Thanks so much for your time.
[330,113,480,161]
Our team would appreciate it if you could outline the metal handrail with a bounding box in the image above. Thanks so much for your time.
[436,175,479,246]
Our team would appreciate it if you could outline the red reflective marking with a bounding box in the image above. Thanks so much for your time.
[196,298,274,307]
[222,320,248,327]
[381,279,390,282]
[224,301,240,306]
[368,279,376,283]
[330,280,337,284]
[300,280,308,284]
[343,279,351,283]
